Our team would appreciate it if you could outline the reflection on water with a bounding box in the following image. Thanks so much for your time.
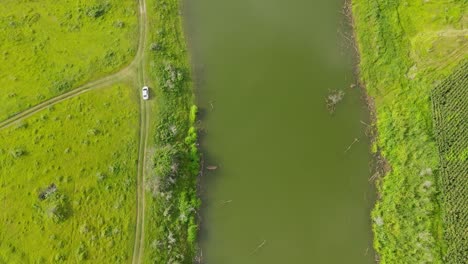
[184,0,376,263]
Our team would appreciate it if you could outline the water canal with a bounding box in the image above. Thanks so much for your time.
[184,0,376,263]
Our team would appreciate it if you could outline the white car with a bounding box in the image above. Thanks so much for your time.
[142,86,149,100]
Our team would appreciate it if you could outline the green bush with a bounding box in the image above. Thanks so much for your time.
[76,242,88,261]
[43,191,71,223]
[10,147,26,158]
[86,4,111,18]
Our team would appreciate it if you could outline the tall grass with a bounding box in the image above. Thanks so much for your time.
[0,84,139,262]
[0,0,138,121]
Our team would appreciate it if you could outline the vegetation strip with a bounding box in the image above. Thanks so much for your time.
[431,61,468,263]
[143,0,200,262]
[352,0,467,262]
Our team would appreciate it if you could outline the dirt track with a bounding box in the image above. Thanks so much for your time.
[132,0,149,262]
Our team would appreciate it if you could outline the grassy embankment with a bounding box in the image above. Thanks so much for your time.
[0,84,139,263]
[0,0,138,121]
[352,0,467,263]
[143,0,200,263]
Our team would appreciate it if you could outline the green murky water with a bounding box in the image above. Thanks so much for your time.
[184,0,375,263]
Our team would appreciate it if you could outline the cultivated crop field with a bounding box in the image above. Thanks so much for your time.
[0,0,138,121]
[0,84,139,262]
[432,61,468,263]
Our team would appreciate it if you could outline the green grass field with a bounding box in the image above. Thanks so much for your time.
[352,0,467,263]
[143,0,200,262]
[0,84,139,263]
[0,0,138,121]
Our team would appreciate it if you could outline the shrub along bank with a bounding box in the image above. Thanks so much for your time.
[352,0,467,263]
[144,0,200,263]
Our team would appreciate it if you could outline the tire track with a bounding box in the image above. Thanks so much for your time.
[132,0,149,262]
[0,68,132,130]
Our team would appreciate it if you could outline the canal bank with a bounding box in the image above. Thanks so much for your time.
[351,0,467,263]
[184,0,376,263]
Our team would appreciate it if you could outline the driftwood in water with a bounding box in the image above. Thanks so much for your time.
[209,100,215,111]
[206,165,218,171]
[195,249,203,264]
[326,89,345,114]
[368,171,380,182]
[360,120,371,127]
[250,240,267,255]
[344,138,359,153]
[219,200,232,206]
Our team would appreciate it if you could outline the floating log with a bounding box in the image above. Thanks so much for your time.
[360,120,371,127]
[206,165,218,171]
[250,240,267,255]
[368,172,380,182]
[209,100,215,110]
[344,138,359,153]
[220,200,232,205]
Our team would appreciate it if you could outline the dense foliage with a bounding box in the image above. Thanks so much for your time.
[432,61,468,263]
[144,0,200,263]
[352,0,467,263]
